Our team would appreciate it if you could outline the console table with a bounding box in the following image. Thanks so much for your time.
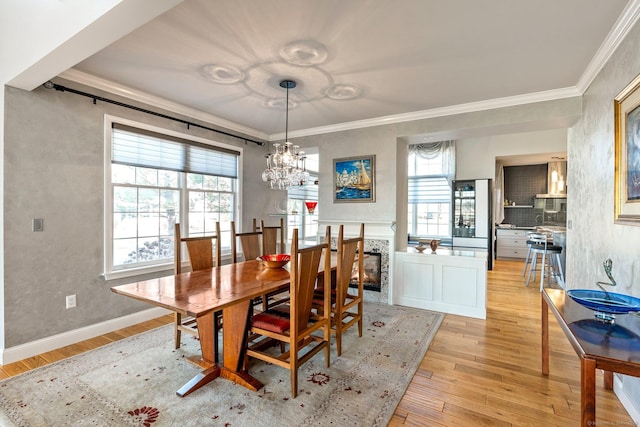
[541,288,640,426]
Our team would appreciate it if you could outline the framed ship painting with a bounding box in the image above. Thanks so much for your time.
[333,155,375,203]
[614,73,640,225]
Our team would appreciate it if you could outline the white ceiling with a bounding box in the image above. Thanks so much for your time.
[67,0,633,141]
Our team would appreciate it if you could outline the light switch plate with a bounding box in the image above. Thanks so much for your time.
[33,218,44,232]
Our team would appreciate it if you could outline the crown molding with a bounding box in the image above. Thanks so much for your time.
[576,0,640,93]
[278,86,582,140]
[58,68,269,142]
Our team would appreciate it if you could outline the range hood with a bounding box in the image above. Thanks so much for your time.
[536,161,567,198]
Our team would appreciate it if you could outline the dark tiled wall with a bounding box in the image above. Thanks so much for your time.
[503,164,547,227]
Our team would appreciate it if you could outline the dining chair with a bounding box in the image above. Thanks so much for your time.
[245,228,332,398]
[174,222,222,352]
[260,217,286,255]
[232,221,289,311]
[312,223,365,356]
[230,221,262,263]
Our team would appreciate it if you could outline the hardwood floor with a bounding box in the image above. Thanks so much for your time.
[391,259,635,426]
[0,259,634,426]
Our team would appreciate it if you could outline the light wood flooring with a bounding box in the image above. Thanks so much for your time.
[0,259,635,426]
[391,259,635,426]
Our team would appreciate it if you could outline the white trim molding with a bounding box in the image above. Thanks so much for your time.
[0,307,170,365]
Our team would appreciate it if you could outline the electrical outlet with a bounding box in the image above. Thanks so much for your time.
[66,294,77,309]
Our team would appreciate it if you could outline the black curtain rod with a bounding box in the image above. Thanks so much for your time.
[43,81,265,146]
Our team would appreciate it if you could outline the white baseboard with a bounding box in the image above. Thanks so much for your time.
[614,374,640,424]
[1,307,171,365]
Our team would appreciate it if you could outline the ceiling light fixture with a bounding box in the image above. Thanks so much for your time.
[262,80,309,190]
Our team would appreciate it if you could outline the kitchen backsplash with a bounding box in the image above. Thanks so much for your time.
[503,164,547,227]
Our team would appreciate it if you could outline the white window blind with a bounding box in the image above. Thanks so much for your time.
[408,176,452,203]
[287,176,319,200]
[112,124,239,178]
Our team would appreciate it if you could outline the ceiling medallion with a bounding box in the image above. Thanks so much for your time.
[279,40,328,66]
[326,84,362,100]
[265,97,298,110]
[200,64,245,84]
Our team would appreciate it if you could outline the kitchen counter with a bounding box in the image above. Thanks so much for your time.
[538,226,566,233]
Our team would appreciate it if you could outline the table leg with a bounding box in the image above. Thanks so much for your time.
[542,297,549,376]
[219,299,263,391]
[581,357,596,427]
[176,311,221,397]
[604,370,614,390]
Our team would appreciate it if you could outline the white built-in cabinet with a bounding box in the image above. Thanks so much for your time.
[394,247,487,319]
[495,228,528,259]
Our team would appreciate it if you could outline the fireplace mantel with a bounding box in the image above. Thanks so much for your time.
[316,220,396,239]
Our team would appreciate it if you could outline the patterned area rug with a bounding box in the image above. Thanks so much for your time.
[0,303,443,426]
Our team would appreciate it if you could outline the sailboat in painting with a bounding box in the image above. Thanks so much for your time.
[351,160,371,191]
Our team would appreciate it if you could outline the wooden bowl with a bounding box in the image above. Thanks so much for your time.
[258,254,291,269]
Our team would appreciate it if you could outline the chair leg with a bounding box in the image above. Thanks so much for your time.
[174,312,182,349]
[291,340,299,398]
[336,314,343,357]
[357,300,363,337]
[526,253,537,287]
[555,253,565,288]
[521,245,532,277]
[539,252,547,292]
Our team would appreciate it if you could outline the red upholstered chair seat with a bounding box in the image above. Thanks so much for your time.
[312,288,337,307]
[250,305,291,334]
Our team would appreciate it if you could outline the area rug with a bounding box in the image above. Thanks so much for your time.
[0,303,443,427]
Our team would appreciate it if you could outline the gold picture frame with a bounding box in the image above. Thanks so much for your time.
[614,73,640,225]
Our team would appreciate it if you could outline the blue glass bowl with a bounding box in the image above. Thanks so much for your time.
[567,289,640,315]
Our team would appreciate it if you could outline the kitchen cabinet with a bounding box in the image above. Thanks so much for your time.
[452,179,493,269]
[496,228,529,259]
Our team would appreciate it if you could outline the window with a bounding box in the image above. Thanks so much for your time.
[408,141,455,241]
[287,153,318,245]
[105,117,241,279]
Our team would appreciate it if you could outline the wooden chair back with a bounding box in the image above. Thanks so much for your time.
[230,221,262,263]
[173,222,222,351]
[290,228,327,334]
[174,222,221,273]
[336,223,365,306]
[313,223,364,356]
[260,217,286,255]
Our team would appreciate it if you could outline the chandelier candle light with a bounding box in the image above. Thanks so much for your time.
[262,80,309,190]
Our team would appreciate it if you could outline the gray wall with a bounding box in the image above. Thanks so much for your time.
[567,15,640,410]
[3,78,265,347]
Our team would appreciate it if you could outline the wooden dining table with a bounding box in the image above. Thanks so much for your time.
[111,255,338,397]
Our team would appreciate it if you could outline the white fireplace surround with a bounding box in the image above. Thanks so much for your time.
[317,220,396,305]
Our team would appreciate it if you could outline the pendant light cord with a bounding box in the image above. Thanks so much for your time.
[285,84,289,142]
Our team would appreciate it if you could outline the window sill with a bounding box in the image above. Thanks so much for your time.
[102,264,173,281]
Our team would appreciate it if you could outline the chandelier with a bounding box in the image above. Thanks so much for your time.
[262,80,309,190]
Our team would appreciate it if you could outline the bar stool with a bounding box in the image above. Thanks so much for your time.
[525,232,564,290]
[521,231,539,277]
